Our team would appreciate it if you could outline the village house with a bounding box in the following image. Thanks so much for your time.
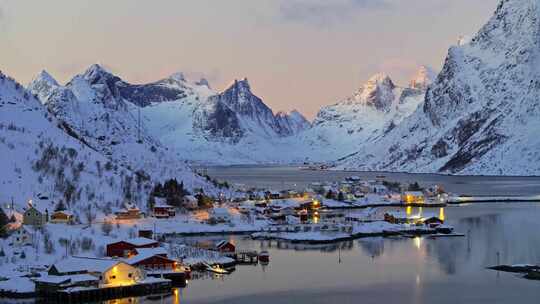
[106,237,159,258]
[182,195,198,210]
[115,203,142,220]
[44,256,144,289]
[50,210,74,224]
[401,191,425,204]
[125,247,179,271]
[10,225,34,247]
[265,190,281,200]
[35,273,100,294]
[23,202,48,227]
[215,240,236,253]
[153,198,176,218]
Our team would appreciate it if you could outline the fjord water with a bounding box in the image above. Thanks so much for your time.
[203,165,540,196]
[145,167,540,304]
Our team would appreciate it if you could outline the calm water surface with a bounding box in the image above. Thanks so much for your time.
[204,165,540,195]
[135,167,540,303]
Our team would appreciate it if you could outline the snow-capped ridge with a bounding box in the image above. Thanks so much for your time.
[409,66,436,90]
[337,0,540,175]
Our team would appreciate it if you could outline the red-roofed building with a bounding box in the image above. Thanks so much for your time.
[106,237,159,258]
[125,247,178,271]
[215,240,235,253]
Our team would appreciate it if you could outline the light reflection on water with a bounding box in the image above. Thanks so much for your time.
[126,166,540,303]
[133,203,540,304]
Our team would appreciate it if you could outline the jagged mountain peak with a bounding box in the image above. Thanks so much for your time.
[338,0,540,175]
[366,73,395,87]
[195,78,211,89]
[229,78,251,93]
[32,70,59,87]
[84,63,112,76]
[348,72,397,111]
[409,66,436,90]
[471,0,539,50]
[168,72,186,82]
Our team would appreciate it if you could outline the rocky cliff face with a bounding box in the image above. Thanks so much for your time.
[338,0,540,175]
[196,79,310,142]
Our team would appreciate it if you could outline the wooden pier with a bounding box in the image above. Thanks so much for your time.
[235,251,259,264]
[36,279,172,303]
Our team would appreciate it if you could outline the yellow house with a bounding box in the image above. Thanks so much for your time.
[48,257,144,287]
[401,191,425,204]
[50,210,74,224]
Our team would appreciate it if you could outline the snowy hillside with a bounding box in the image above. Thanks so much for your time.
[0,70,216,220]
[337,0,540,175]
[291,71,428,161]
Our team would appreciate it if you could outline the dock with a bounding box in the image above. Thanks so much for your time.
[37,278,171,303]
[235,251,259,264]
[448,195,540,204]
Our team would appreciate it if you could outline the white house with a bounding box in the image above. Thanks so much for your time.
[182,195,198,210]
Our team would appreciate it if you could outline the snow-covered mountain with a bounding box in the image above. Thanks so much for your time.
[409,66,437,90]
[1,70,218,220]
[292,70,429,161]
[29,66,312,164]
[337,0,540,175]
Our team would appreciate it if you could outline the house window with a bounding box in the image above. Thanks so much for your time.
[110,275,116,279]
[128,273,132,278]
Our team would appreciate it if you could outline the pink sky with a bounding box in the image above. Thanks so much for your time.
[0,0,499,119]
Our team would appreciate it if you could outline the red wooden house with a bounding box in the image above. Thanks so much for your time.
[153,200,176,218]
[126,247,178,271]
[106,237,159,257]
[215,240,236,253]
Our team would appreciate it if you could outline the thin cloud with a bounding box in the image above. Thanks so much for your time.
[278,0,390,26]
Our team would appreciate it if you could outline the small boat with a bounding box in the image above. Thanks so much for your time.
[204,263,229,274]
[259,251,270,263]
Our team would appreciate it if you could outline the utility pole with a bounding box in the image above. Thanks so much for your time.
[137,107,141,143]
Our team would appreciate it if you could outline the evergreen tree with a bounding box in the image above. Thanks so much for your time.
[408,182,422,191]
[147,195,156,210]
[20,250,26,259]
[338,191,345,201]
[54,200,67,211]
[0,209,9,238]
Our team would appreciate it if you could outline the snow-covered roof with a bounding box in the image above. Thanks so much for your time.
[51,257,122,274]
[36,273,98,284]
[53,210,74,216]
[26,202,49,214]
[154,198,174,208]
[403,191,424,196]
[124,237,158,246]
[126,247,171,265]
[184,195,197,201]
[215,240,234,248]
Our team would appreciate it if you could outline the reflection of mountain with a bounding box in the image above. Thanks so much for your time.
[428,207,540,276]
